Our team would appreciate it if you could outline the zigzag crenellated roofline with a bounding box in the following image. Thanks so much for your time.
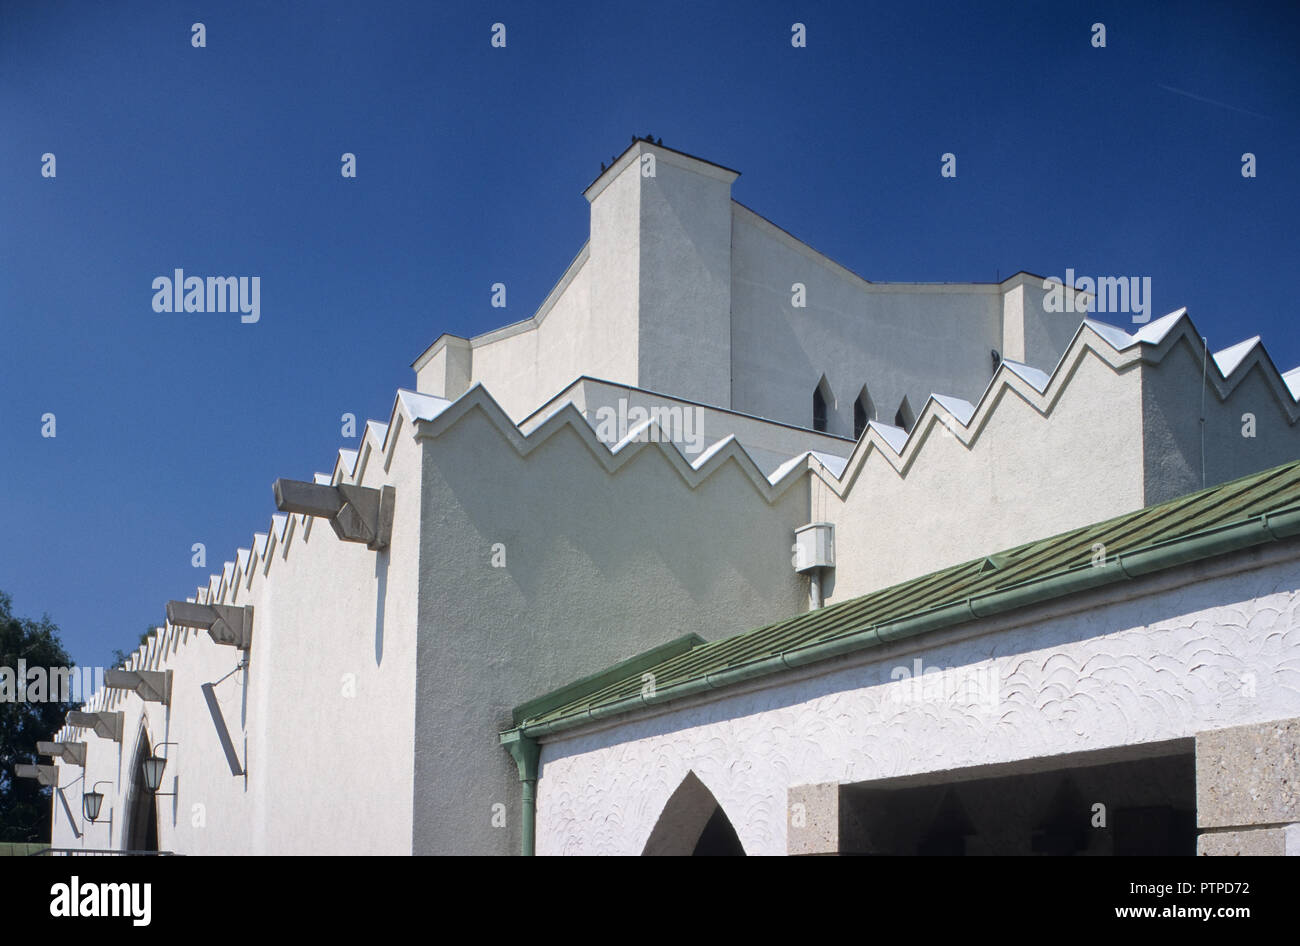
[826,308,1300,495]
[56,307,1300,739]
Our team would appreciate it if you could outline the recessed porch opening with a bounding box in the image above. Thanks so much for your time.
[836,743,1195,855]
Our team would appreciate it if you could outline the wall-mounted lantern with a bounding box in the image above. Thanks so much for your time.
[142,756,167,793]
[83,780,113,822]
[143,742,179,795]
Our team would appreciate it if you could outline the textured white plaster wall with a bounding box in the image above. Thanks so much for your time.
[49,623,244,852]
[53,418,421,855]
[582,157,643,390]
[534,553,1300,856]
[1021,279,1081,374]
[1001,282,1027,362]
[414,339,471,402]
[410,403,809,855]
[822,350,1147,601]
[1141,336,1300,506]
[470,146,738,422]
[635,152,734,409]
[729,205,1033,435]
[247,424,419,855]
[471,260,632,423]
[453,153,1072,437]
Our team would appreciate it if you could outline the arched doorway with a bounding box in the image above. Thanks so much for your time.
[643,772,746,856]
[122,730,159,852]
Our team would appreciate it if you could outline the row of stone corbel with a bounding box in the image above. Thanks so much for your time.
[13,480,395,789]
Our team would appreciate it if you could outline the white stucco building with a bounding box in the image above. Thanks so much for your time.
[30,138,1300,855]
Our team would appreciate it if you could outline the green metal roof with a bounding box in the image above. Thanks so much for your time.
[511,458,1300,738]
[509,633,703,726]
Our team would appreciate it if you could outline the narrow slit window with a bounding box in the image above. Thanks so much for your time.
[854,387,873,440]
[895,396,915,433]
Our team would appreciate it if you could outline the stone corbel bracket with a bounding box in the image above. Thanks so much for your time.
[104,668,173,705]
[36,741,87,767]
[166,600,254,650]
[66,710,124,742]
[272,479,395,550]
[14,764,58,787]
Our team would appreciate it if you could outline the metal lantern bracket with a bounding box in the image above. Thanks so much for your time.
[54,777,84,840]
[202,661,248,777]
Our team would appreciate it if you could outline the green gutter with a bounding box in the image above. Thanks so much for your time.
[500,730,540,856]
[518,507,1300,739]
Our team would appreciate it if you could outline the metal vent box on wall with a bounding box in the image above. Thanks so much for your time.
[794,522,835,573]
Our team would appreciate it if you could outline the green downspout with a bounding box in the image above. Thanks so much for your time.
[500,730,540,856]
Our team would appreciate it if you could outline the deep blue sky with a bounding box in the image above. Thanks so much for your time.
[2,1,1298,669]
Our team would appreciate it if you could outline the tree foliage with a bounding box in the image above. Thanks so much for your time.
[110,627,155,669]
[0,591,74,842]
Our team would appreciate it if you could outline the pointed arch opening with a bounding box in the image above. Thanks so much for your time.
[122,728,159,852]
[854,386,875,440]
[917,787,974,856]
[894,395,916,433]
[642,771,746,856]
[812,377,832,433]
